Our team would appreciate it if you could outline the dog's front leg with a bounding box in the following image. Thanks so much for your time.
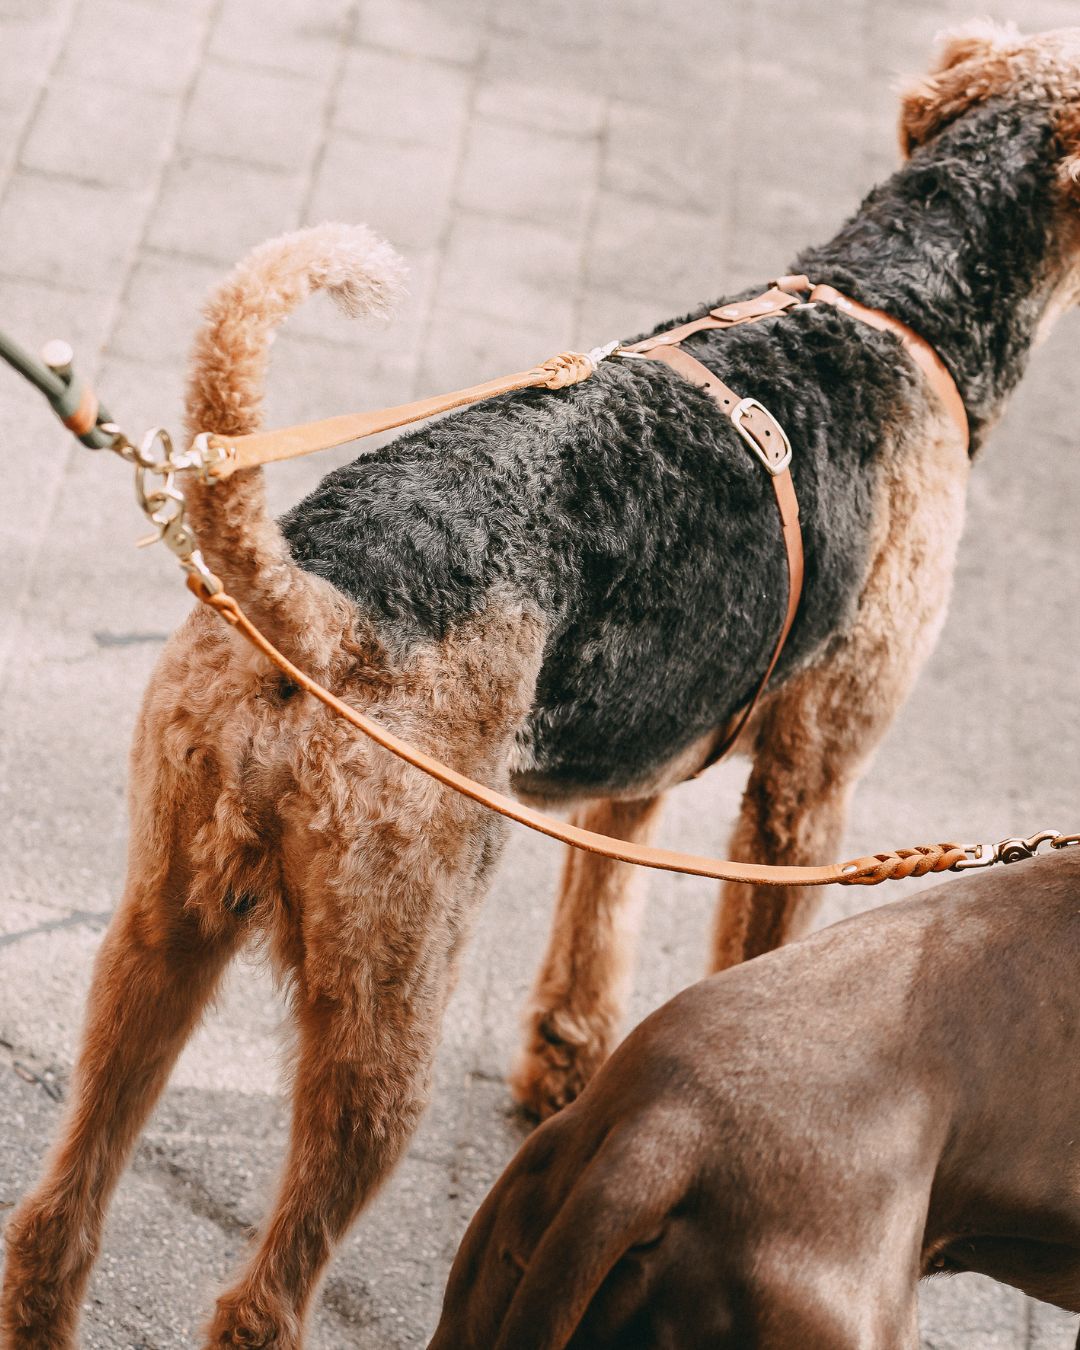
[511,793,665,1120]
[712,418,970,973]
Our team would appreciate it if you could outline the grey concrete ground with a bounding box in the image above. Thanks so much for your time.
[1,0,1079,1345]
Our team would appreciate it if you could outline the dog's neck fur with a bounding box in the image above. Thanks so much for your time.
[796,97,1070,451]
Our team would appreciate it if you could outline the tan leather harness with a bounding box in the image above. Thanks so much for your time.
[181,275,984,888]
[620,274,967,768]
[197,277,969,775]
[17,273,1067,889]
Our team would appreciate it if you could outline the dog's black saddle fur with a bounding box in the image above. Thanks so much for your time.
[281,99,1056,796]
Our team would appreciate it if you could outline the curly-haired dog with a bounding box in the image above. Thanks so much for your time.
[430,847,1080,1350]
[5,20,1080,1349]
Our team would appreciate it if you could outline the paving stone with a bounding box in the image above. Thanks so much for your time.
[354,0,488,68]
[146,154,306,264]
[106,250,223,366]
[604,100,735,214]
[208,0,353,81]
[55,0,211,94]
[20,76,177,187]
[307,133,457,253]
[417,305,568,394]
[435,210,579,334]
[585,191,726,309]
[474,77,606,139]
[574,287,679,350]
[0,0,71,166]
[456,117,599,232]
[181,59,327,173]
[485,2,744,111]
[1028,1300,1080,1348]
[919,1274,1028,1349]
[0,171,145,292]
[334,48,470,152]
[0,274,111,360]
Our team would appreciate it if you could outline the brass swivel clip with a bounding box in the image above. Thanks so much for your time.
[952,829,1080,871]
[130,427,222,595]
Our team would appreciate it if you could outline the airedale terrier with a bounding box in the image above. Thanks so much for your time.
[4,20,1080,1349]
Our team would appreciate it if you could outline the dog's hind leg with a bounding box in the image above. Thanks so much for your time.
[709,417,970,972]
[0,865,240,1348]
[204,607,541,1347]
[203,798,508,1347]
[510,793,665,1121]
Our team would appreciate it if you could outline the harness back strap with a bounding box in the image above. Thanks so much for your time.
[807,283,968,443]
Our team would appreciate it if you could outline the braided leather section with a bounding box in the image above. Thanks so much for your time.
[537,351,596,388]
[841,843,967,885]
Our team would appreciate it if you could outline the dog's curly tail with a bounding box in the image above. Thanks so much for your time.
[181,223,407,667]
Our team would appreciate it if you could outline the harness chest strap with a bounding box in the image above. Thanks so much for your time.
[634,341,802,768]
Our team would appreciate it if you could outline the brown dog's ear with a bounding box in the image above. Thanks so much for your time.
[899,20,1021,157]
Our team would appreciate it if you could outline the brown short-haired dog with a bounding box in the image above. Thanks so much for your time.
[432,848,1080,1350]
[5,22,1080,1349]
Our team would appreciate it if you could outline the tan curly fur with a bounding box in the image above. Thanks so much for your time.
[6,22,1080,1336]
[0,224,546,1349]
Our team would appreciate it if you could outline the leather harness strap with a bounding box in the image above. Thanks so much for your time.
[807,283,968,444]
[178,277,973,887]
[615,273,968,769]
[632,340,803,768]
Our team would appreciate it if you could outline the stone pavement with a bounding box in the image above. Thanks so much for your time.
[1,0,1079,1345]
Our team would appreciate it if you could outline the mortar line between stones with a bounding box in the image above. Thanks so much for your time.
[296,0,360,228]
[0,909,111,949]
[0,0,223,701]
[412,0,492,401]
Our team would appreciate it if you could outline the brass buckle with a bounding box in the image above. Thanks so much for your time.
[730,397,792,475]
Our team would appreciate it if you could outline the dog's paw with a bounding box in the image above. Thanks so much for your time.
[204,1290,300,1350]
[509,1012,612,1121]
[0,1204,86,1350]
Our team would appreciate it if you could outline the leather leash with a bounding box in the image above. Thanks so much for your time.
[195,275,969,479]
[11,273,1063,890]
[186,574,974,887]
[186,576,1080,887]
